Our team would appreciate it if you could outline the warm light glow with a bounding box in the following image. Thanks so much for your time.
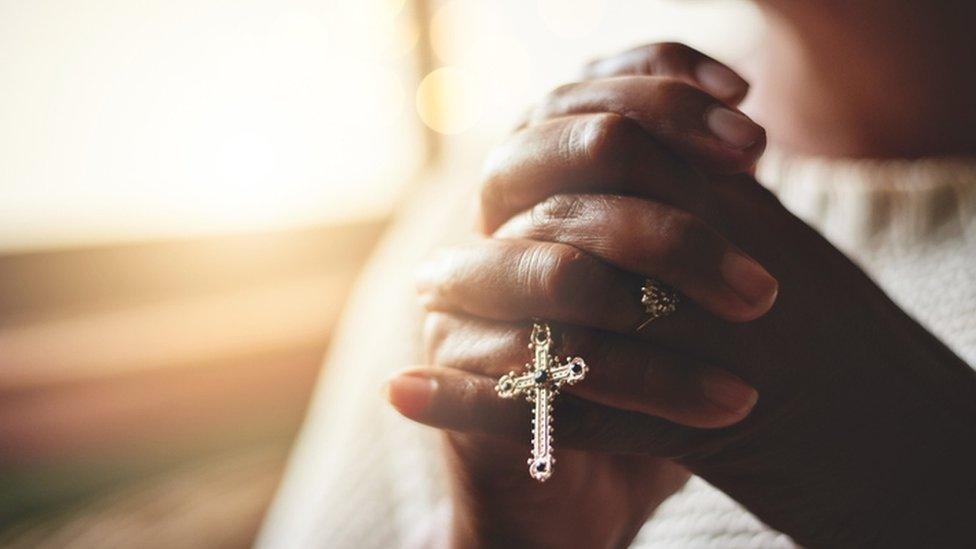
[373,9,420,60]
[537,0,607,38]
[472,34,534,119]
[416,67,483,135]
[428,1,533,135]
[0,0,763,251]
[623,1,763,59]
[0,0,424,251]
[422,0,761,138]
[384,0,408,18]
[430,0,502,65]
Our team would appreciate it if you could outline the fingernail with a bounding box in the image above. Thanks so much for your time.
[705,106,763,149]
[700,369,758,414]
[695,61,748,101]
[719,251,778,310]
[384,372,437,417]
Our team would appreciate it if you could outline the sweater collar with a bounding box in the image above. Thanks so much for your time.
[757,151,976,253]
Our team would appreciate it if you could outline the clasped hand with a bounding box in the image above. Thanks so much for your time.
[386,43,976,548]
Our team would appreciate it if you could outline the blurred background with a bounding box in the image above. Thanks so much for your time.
[0,0,760,546]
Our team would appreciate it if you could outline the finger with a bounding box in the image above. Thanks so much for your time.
[507,42,749,130]
[524,76,765,174]
[384,366,716,458]
[385,367,527,438]
[421,211,776,329]
[423,313,758,428]
[496,194,778,322]
[416,238,749,351]
[416,238,648,334]
[583,42,749,105]
[480,113,713,234]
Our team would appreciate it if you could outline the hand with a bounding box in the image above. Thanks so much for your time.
[388,44,760,549]
[397,41,976,547]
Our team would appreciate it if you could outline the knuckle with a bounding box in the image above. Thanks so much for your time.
[655,77,697,101]
[536,81,584,120]
[576,113,641,177]
[532,245,593,307]
[654,210,710,268]
[455,376,482,409]
[644,42,695,73]
[652,78,710,118]
[531,194,587,226]
[545,247,590,305]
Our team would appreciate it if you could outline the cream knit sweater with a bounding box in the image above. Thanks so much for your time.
[256,151,976,548]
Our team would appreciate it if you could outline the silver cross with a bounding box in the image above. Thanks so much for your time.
[495,322,587,481]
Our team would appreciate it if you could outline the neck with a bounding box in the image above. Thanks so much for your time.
[750,1,976,159]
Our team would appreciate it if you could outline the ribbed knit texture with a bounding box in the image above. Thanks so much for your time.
[256,151,976,548]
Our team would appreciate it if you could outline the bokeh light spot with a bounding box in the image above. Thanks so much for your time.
[430,0,502,65]
[416,67,483,135]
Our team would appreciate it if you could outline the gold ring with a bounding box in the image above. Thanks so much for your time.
[637,278,679,331]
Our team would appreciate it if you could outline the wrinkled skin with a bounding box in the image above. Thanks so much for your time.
[387,41,976,548]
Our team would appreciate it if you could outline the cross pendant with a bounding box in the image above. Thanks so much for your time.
[495,322,587,481]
